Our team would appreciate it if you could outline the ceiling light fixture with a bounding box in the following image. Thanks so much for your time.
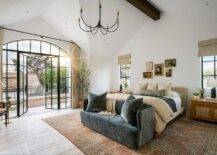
[78,0,119,35]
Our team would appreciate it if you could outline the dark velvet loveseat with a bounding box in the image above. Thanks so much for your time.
[80,102,154,149]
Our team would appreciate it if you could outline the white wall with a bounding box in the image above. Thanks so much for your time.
[89,53,113,94]
[111,1,217,96]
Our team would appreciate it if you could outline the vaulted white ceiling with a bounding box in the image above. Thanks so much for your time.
[0,0,54,25]
[0,0,217,56]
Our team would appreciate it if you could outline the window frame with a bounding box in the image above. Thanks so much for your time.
[201,56,217,89]
[119,64,130,86]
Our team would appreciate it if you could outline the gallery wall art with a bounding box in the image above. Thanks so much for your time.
[143,59,176,78]
[165,59,176,67]
[154,63,164,76]
[143,71,153,78]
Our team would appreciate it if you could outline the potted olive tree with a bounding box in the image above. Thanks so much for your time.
[77,62,91,108]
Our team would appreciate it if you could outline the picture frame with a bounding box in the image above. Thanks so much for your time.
[143,71,153,78]
[165,68,172,77]
[146,62,153,70]
[165,59,176,67]
[154,63,164,76]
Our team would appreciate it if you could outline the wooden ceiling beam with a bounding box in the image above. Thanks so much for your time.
[126,0,160,20]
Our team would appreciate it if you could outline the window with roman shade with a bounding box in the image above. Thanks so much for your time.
[199,38,217,89]
[118,54,131,86]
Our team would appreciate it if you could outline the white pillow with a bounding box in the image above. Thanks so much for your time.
[147,83,158,92]
[165,83,172,96]
[158,84,165,91]
[136,83,148,94]
[171,91,181,98]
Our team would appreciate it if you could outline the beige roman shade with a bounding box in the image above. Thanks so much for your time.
[118,54,131,65]
[198,38,217,57]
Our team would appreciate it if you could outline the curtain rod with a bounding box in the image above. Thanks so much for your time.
[0,26,75,44]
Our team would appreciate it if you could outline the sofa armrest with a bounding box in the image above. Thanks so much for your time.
[137,105,154,148]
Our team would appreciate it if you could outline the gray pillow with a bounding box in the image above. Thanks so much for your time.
[115,99,125,115]
[115,94,135,115]
[86,92,107,112]
[121,97,143,126]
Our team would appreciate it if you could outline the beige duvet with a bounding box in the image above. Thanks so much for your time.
[106,93,178,134]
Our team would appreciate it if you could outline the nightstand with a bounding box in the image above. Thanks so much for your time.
[191,99,217,122]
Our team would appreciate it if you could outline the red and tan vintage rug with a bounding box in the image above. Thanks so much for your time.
[43,111,217,155]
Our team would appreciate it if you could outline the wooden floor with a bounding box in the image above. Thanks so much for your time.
[0,106,84,155]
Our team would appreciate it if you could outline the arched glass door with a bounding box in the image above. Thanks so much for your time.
[2,40,72,117]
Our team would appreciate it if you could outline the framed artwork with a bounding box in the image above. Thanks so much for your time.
[165,68,172,77]
[154,63,164,76]
[143,71,153,78]
[165,59,176,67]
[146,62,153,70]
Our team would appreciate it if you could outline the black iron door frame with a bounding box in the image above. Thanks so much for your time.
[2,40,72,117]
[45,56,61,110]
[17,52,28,116]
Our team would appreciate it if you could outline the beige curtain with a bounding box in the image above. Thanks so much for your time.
[0,28,4,102]
[118,54,131,65]
[70,43,80,108]
[198,38,217,57]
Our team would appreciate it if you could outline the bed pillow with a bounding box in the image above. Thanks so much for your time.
[86,92,107,112]
[147,83,158,92]
[158,84,165,90]
[171,91,181,98]
[135,83,148,94]
[121,97,143,126]
[140,89,158,96]
[140,89,165,97]
[165,83,172,96]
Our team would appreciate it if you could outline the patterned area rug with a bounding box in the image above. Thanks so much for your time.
[43,111,217,155]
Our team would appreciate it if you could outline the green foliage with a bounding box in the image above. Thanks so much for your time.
[123,82,129,89]
[43,68,56,88]
[77,62,91,100]
[43,68,69,93]
[13,55,51,85]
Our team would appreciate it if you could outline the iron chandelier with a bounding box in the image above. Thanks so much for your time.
[78,1,119,35]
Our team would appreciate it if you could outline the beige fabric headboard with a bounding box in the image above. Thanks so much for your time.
[172,87,188,109]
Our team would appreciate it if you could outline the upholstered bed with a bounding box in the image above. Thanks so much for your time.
[106,87,188,134]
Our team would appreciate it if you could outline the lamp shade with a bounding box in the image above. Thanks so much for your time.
[207,78,217,87]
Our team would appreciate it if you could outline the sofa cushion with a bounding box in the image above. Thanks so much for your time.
[115,94,135,115]
[121,98,143,126]
[86,92,107,112]
[115,99,125,115]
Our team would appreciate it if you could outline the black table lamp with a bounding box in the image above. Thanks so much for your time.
[207,79,217,98]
